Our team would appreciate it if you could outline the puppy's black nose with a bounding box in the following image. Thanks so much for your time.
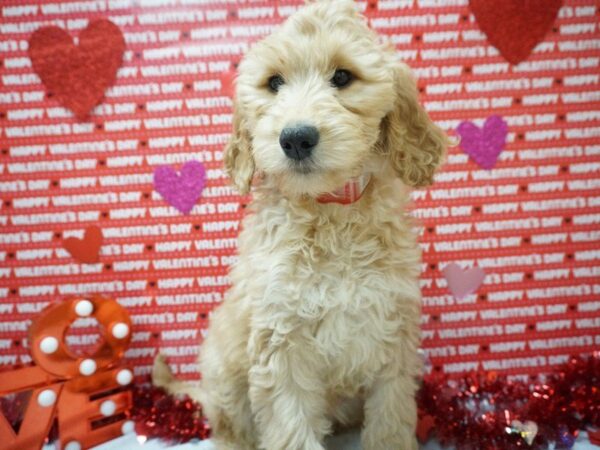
[279,125,319,161]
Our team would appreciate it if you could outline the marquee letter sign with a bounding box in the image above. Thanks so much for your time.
[0,296,134,450]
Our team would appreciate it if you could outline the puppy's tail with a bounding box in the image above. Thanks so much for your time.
[152,354,193,398]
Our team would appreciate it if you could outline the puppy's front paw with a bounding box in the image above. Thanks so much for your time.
[212,438,256,450]
[361,430,418,450]
[260,435,326,450]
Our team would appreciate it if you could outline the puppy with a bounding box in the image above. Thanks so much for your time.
[154,1,448,449]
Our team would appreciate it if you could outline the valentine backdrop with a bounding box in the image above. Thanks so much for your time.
[0,0,599,382]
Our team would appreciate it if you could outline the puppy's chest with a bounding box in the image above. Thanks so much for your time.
[271,221,399,312]
[250,218,409,378]
[296,242,404,387]
[243,208,413,314]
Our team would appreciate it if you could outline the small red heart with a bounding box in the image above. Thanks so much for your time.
[469,0,563,65]
[28,19,125,120]
[417,413,435,443]
[63,226,103,264]
[589,429,600,446]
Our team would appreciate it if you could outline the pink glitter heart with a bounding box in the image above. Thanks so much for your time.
[153,160,206,214]
[456,115,508,169]
[442,263,486,300]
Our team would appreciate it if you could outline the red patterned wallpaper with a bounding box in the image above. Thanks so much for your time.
[0,0,599,380]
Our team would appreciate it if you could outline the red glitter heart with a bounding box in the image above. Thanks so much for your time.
[469,0,563,65]
[28,19,125,120]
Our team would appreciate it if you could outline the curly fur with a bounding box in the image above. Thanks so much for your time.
[154,1,449,449]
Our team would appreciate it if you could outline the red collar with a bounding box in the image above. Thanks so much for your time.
[316,174,371,205]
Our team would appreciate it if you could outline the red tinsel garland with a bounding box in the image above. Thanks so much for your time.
[129,354,599,448]
[2,354,598,447]
[130,384,210,443]
[418,353,600,450]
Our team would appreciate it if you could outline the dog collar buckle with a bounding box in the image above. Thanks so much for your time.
[316,173,372,205]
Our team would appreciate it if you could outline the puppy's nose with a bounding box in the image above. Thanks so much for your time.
[279,125,319,161]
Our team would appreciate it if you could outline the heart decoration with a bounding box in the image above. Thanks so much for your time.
[456,115,508,170]
[220,67,237,98]
[442,263,486,300]
[588,429,600,446]
[154,161,207,215]
[416,413,435,443]
[469,0,563,65]
[558,425,577,448]
[63,225,103,264]
[28,19,125,120]
[509,420,539,446]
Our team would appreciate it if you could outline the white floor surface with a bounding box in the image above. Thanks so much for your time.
[43,427,598,450]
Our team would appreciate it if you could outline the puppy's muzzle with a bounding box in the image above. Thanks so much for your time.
[279,125,319,161]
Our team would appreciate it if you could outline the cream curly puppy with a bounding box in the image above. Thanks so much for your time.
[154,1,448,449]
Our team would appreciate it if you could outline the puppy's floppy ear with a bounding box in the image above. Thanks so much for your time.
[224,98,255,195]
[377,63,449,187]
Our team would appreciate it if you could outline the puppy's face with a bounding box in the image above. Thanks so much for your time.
[235,1,394,196]
[226,0,447,197]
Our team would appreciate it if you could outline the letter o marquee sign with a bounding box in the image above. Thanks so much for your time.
[29,295,132,380]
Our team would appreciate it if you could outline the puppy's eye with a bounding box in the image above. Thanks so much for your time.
[268,75,284,93]
[331,69,353,88]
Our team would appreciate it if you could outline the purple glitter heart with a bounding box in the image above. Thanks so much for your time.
[456,115,508,170]
[153,160,206,215]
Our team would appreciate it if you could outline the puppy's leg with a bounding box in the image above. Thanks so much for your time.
[248,329,330,450]
[361,304,421,450]
[361,369,419,450]
[199,299,257,450]
[200,364,255,450]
